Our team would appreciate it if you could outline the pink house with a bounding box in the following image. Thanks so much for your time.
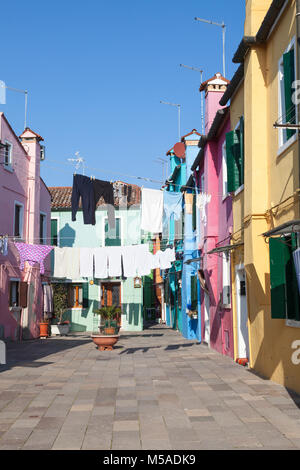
[0,113,51,341]
[192,73,234,358]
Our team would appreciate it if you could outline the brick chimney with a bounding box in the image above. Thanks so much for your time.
[199,73,230,135]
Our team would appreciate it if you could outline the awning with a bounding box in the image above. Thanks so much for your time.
[262,219,300,237]
[208,242,244,254]
[184,257,202,265]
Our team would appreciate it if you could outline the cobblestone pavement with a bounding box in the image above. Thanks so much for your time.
[1,324,300,450]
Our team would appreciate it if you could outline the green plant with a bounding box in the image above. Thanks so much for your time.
[94,305,121,328]
[52,283,69,324]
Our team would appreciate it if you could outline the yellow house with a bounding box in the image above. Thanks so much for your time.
[224,0,300,394]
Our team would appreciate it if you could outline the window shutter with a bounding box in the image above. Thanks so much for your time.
[20,282,28,308]
[190,275,198,311]
[51,219,58,246]
[82,282,89,308]
[226,131,241,193]
[239,116,244,186]
[283,49,296,140]
[269,237,289,319]
[192,193,196,231]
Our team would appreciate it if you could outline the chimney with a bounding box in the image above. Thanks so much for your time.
[199,72,229,135]
[19,128,44,243]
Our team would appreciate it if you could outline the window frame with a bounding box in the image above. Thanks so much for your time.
[51,217,60,247]
[68,283,83,309]
[103,216,122,247]
[9,278,20,308]
[40,212,47,245]
[222,139,228,200]
[278,36,297,152]
[221,252,231,308]
[4,140,13,170]
[13,201,24,239]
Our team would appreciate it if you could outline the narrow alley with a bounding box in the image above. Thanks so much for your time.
[1,325,300,450]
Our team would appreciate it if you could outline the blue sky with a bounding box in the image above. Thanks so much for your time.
[1,0,245,189]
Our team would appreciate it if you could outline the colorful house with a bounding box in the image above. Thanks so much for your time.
[0,114,51,341]
[191,73,234,358]
[225,0,300,394]
[49,182,151,333]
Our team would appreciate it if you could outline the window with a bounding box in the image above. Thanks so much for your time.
[67,283,89,309]
[226,116,244,193]
[222,253,231,307]
[14,202,24,238]
[4,141,12,168]
[269,234,300,323]
[40,213,46,245]
[51,219,58,246]
[9,280,27,308]
[278,39,296,147]
[105,218,121,246]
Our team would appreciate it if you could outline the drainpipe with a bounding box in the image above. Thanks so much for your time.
[296,0,300,192]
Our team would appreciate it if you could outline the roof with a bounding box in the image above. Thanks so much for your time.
[19,127,44,142]
[181,129,202,141]
[232,0,287,63]
[49,181,141,209]
[199,73,230,92]
[208,242,244,254]
[219,64,244,106]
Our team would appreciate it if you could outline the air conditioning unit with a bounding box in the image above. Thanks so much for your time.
[40,145,45,161]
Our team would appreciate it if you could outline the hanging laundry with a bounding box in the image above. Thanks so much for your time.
[121,245,138,278]
[141,188,163,234]
[71,174,96,225]
[79,247,94,278]
[43,284,53,319]
[0,236,8,256]
[155,250,172,270]
[163,191,183,225]
[14,243,53,274]
[93,179,115,228]
[196,192,211,225]
[184,193,194,214]
[94,247,109,279]
[136,244,152,277]
[293,248,300,295]
[107,246,122,277]
[53,247,80,278]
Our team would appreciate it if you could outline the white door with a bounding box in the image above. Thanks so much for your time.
[235,267,249,359]
[204,292,210,345]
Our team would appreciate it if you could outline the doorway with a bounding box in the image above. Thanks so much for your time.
[204,291,210,345]
[235,266,249,360]
[101,282,121,328]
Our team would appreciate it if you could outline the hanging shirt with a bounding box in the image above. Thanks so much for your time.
[136,244,152,277]
[184,193,194,214]
[107,246,122,278]
[14,243,53,274]
[141,188,163,234]
[43,284,53,319]
[121,245,140,278]
[93,179,115,228]
[71,174,95,225]
[0,237,8,256]
[163,191,183,224]
[196,192,211,226]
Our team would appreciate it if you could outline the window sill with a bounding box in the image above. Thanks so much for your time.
[222,194,230,202]
[3,165,13,173]
[9,307,22,312]
[277,133,298,158]
[234,185,244,197]
[286,319,300,328]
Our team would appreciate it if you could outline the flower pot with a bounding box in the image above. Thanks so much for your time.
[104,327,116,335]
[51,324,70,336]
[39,322,49,338]
[91,334,119,351]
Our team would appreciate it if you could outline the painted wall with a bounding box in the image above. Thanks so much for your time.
[243,0,300,394]
[51,205,144,332]
[0,114,51,341]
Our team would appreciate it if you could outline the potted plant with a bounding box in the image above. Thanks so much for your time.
[51,284,71,336]
[94,305,121,335]
[39,312,50,338]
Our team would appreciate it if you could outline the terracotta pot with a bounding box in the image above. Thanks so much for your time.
[104,327,116,335]
[91,334,119,351]
[39,322,49,338]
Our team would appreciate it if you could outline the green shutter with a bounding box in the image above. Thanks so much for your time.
[82,283,89,309]
[51,219,58,246]
[269,237,288,319]
[226,130,241,193]
[283,49,296,140]
[190,275,198,311]
[239,116,244,186]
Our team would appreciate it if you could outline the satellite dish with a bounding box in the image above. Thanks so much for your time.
[173,142,185,158]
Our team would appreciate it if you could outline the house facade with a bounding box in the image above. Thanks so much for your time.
[49,182,151,333]
[0,114,51,341]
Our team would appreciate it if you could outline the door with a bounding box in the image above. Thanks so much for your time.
[101,282,121,327]
[235,268,249,359]
[204,291,210,345]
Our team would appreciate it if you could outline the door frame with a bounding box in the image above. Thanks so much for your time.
[204,291,210,345]
[235,263,249,360]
